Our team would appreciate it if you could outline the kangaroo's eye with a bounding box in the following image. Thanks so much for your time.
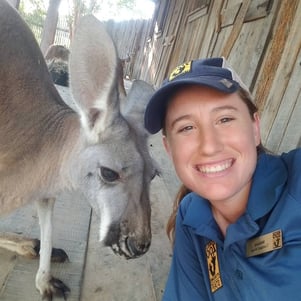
[151,169,161,180]
[98,167,120,183]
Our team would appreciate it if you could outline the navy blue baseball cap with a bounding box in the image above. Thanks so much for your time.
[144,57,250,134]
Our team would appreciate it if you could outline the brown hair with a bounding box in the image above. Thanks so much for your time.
[165,87,266,244]
[166,184,190,242]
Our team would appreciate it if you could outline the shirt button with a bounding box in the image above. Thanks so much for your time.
[235,269,243,280]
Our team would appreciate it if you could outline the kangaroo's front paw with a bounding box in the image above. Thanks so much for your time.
[16,237,40,259]
[36,273,70,300]
[33,240,69,263]
[51,248,69,263]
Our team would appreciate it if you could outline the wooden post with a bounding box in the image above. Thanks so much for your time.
[255,0,299,113]
[7,0,20,9]
[221,0,252,58]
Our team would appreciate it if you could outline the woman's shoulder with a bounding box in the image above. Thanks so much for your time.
[280,148,301,164]
[280,148,301,198]
[179,192,203,211]
[178,192,211,225]
[260,148,301,174]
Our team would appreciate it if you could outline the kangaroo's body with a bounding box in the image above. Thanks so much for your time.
[0,1,156,299]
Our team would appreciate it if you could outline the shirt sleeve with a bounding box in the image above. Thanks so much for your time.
[281,148,301,200]
[162,197,210,301]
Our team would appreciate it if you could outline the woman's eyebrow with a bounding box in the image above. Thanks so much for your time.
[212,105,238,113]
[169,105,238,129]
[170,114,191,129]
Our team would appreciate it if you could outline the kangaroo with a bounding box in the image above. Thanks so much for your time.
[45,44,70,87]
[0,0,156,299]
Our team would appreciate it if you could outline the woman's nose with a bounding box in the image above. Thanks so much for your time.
[197,126,223,155]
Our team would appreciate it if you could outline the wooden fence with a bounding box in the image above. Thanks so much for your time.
[134,0,301,154]
[103,19,152,79]
[25,1,301,154]
[28,16,70,47]
[26,16,151,80]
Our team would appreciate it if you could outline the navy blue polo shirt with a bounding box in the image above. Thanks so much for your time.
[163,149,301,301]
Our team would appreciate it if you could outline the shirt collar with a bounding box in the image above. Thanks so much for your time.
[247,153,287,220]
[182,153,288,238]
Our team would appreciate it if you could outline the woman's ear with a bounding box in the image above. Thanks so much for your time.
[163,135,172,157]
[253,112,261,146]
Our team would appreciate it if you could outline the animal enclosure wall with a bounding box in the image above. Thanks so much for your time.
[27,17,70,47]
[103,19,153,80]
[131,0,301,154]
[26,0,300,154]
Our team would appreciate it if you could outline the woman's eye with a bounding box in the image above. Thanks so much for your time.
[178,125,193,133]
[219,117,234,124]
[98,166,120,183]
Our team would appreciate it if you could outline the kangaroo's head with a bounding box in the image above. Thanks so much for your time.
[68,16,157,258]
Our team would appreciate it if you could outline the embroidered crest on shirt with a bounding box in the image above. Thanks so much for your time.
[246,229,283,257]
[206,241,223,293]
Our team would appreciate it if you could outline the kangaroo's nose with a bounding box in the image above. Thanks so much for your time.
[126,236,151,258]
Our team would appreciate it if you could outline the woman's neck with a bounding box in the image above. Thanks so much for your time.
[211,184,251,237]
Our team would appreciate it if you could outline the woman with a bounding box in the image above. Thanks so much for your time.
[144,57,301,300]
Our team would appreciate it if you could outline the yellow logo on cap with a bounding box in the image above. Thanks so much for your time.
[169,61,192,81]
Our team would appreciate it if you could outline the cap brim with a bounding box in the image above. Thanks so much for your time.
[144,76,239,134]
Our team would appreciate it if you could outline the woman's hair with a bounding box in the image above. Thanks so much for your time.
[166,184,190,242]
[165,86,266,244]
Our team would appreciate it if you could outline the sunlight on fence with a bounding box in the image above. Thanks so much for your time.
[28,17,70,48]
[26,16,152,81]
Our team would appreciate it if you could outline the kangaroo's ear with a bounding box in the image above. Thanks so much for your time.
[121,80,154,136]
[69,15,120,143]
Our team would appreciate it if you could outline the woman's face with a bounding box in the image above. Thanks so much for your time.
[163,85,261,206]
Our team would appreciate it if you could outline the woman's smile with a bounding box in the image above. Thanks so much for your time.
[195,158,234,175]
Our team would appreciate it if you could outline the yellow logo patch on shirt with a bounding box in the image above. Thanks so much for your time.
[246,229,283,257]
[206,241,223,293]
[169,61,192,81]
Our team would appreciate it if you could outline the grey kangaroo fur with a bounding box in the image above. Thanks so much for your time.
[0,0,157,299]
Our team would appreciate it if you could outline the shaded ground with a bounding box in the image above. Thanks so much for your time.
[0,190,91,301]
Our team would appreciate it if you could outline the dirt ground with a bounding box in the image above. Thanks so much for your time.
[0,83,181,301]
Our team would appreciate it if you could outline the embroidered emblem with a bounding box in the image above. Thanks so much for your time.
[206,241,223,293]
[219,78,233,89]
[169,61,192,81]
[246,229,283,257]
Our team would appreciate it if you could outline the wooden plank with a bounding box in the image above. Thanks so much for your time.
[177,6,210,62]
[228,22,257,87]
[259,0,301,144]
[244,0,272,22]
[226,11,276,91]
[265,47,301,153]
[212,25,232,57]
[199,0,224,58]
[154,0,185,85]
[220,1,242,28]
[187,5,209,22]
[278,89,301,153]
[255,0,299,114]
[221,0,252,58]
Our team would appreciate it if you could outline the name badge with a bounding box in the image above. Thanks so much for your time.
[206,241,223,293]
[246,229,283,257]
